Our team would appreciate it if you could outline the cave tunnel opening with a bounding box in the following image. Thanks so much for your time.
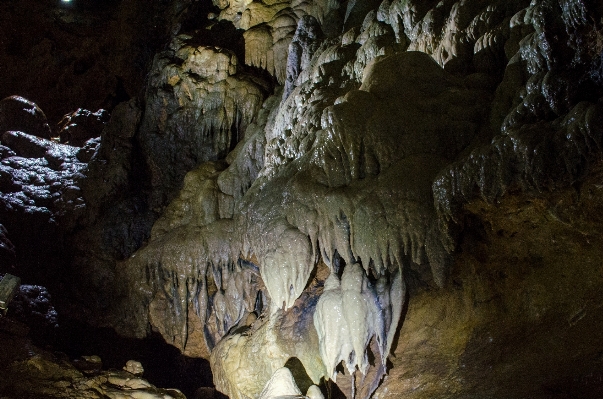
[57,322,214,397]
[1,269,218,398]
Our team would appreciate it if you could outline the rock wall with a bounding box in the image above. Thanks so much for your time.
[1,0,603,398]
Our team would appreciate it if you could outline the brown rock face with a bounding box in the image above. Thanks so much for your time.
[377,169,603,399]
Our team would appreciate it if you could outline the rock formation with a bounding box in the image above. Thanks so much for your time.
[0,315,186,399]
[1,0,603,398]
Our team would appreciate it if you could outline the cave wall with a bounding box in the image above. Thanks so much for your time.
[1,0,603,398]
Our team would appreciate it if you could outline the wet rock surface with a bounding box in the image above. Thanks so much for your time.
[58,108,109,147]
[1,0,603,398]
[138,34,270,207]
[0,128,87,282]
[0,96,53,139]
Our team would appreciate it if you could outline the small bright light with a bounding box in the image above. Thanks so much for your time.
[61,0,72,2]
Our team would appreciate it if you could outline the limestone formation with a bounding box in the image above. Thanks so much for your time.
[210,271,327,399]
[283,15,324,100]
[124,360,145,376]
[239,0,342,83]
[139,35,269,207]
[258,367,303,399]
[433,0,603,222]
[2,1,603,399]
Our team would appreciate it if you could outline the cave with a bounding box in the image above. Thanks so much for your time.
[1,0,602,398]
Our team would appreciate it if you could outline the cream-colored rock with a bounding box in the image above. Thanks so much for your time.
[211,280,326,399]
[313,264,392,386]
[211,316,291,399]
[261,227,314,313]
[178,46,237,84]
[258,367,302,399]
[108,372,152,389]
[140,35,268,201]
[123,360,144,376]
[306,385,324,399]
[150,161,227,238]
[117,219,261,357]
[313,273,351,381]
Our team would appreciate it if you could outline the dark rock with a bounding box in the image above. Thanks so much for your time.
[72,356,103,375]
[58,108,109,147]
[76,137,101,163]
[65,99,157,313]
[344,0,382,31]
[44,142,80,169]
[0,96,52,139]
[0,224,16,272]
[0,145,16,160]
[10,284,59,344]
[282,15,323,101]
[0,134,87,284]
[0,130,80,168]
[193,387,228,399]
[82,99,142,211]
[1,131,53,159]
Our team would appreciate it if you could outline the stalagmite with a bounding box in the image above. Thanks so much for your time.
[258,367,303,399]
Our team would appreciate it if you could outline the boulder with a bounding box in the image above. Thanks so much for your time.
[0,96,52,139]
[58,108,109,147]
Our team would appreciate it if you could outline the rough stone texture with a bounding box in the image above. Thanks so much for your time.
[66,99,157,314]
[0,317,186,399]
[282,15,324,101]
[138,35,269,208]
[210,264,328,399]
[0,96,52,139]
[375,169,603,399]
[258,367,302,399]
[239,0,342,83]
[2,0,603,398]
[58,108,110,147]
[0,129,87,283]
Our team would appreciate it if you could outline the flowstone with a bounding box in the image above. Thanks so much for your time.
[258,367,302,399]
[138,35,269,206]
[117,19,492,399]
[106,1,603,399]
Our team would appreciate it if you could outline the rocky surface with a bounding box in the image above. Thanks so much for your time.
[138,34,270,207]
[376,169,603,399]
[0,128,88,281]
[0,96,53,139]
[58,108,110,147]
[0,316,186,399]
[1,0,603,398]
